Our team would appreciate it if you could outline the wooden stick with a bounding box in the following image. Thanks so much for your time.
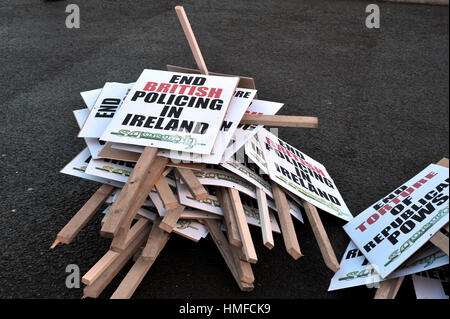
[111,229,171,299]
[255,188,274,249]
[204,219,254,291]
[228,188,258,264]
[271,182,302,260]
[430,230,449,256]
[51,184,115,248]
[154,175,179,210]
[230,245,255,284]
[374,277,405,299]
[240,114,318,128]
[176,167,208,200]
[437,157,449,168]
[110,156,168,252]
[175,6,209,75]
[82,250,119,286]
[159,205,186,233]
[302,200,339,272]
[142,217,171,261]
[82,223,150,298]
[101,147,159,236]
[216,188,242,247]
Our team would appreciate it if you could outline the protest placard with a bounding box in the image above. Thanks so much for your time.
[79,82,133,138]
[257,128,353,221]
[328,241,449,291]
[221,99,283,161]
[412,268,449,299]
[73,109,106,159]
[100,69,239,154]
[60,148,123,188]
[157,88,257,163]
[343,163,449,278]
[80,88,102,110]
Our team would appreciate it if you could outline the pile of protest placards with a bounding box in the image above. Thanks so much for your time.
[51,6,449,299]
[51,6,359,299]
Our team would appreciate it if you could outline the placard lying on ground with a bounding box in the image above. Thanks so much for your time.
[158,88,257,164]
[343,163,449,278]
[101,69,239,154]
[412,268,449,299]
[221,99,283,162]
[257,128,352,221]
[328,241,449,291]
[73,109,106,159]
[60,148,123,188]
[79,82,133,138]
[80,88,102,110]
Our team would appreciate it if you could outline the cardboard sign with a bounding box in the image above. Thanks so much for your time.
[101,69,239,154]
[244,135,269,174]
[221,99,283,161]
[412,269,449,299]
[80,88,102,110]
[73,109,106,159]
[257,128,352,221]
[86,156,136,184]
[344,164,449,278]
[78,82,133,138]
[328,241,449,291]
[157,88,257,164]
[60,148,123,188]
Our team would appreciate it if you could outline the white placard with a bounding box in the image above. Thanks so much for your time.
[80,88,102,110]
[85,157,136,184]
[244,134,269,174]
[60,148,123,188]
[328,241,449,291]
[157,88,257,164]
[258,128,352,221]
[343,164,449,278]
[412,274,449,299]
[73,109,106,159]
[101,69,239,154]
[78,82,133,138]
[221,99,283,161]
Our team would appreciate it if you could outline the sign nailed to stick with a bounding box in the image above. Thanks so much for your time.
[101,69,239,154]
[257,128,352,221]
[344,164,449,278]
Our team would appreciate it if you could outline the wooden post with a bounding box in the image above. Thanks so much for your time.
[101,147,159,237]
[271,182,302,260]
[51,184,115,248]
[240,114,318,128]
[155,175,179,210]
[109,156,168,252]
[159,205,186,233]
[205,219,254,291]
[302,200,339,272]
[175,6,209,75]
[176,167,208,200]
[228,188,258,264]
[374,277,405,299]
[216,187,242,247]
[255,188,274,249]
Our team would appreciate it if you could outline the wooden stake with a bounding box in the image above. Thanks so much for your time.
[159,205,186,233]
[255,188,274,249]
[271,182,302,260]
[374,277,405,299]
[101,147,159,236]
[176,167,208,200]
[205,219,254,291]
[216,187,242,247]
[110,156,168,252]
[302,200,339,272]
[155,175,179,210]
[142,217,171,261]
[228,188,258,264]
[51,184,115,248]
[175,6,209,75]
[82,223,150,298]
[240,114,318,128]
[82,250,119,286]
[230,245,255,284]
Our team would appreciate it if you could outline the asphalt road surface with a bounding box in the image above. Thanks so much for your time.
[0,0,448,299]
